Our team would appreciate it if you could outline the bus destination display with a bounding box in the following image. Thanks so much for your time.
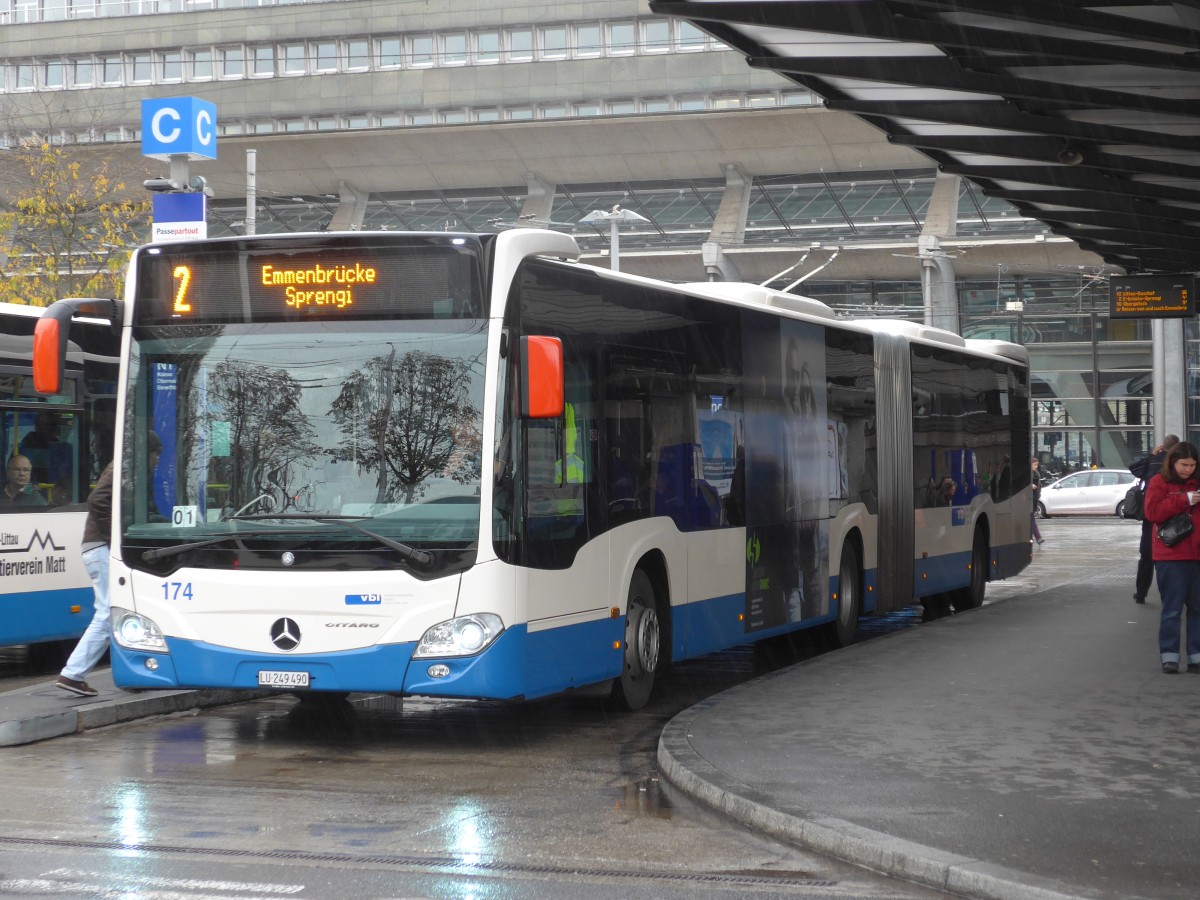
[1109,273,1195,320]
[134,237,482,324]
[257,260,378,311]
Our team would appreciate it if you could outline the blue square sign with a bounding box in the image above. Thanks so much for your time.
[141,97,217,161]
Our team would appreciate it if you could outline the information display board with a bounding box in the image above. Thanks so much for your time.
[1109,273,1195,319]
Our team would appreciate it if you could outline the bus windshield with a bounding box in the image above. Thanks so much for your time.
[121,319,487,577]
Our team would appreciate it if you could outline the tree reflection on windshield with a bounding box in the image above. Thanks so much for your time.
[329,349,482,505]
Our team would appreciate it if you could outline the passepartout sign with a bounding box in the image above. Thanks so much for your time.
[1109,273,1195,319]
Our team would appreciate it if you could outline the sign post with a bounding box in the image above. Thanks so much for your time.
[141,98,216,243]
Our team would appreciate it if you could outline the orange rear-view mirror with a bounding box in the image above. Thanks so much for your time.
[521,335,564,419]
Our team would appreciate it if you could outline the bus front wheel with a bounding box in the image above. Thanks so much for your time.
[612,570,660,711]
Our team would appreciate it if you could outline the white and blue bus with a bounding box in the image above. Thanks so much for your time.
[33,231,1030,707]
[2,302,118,654]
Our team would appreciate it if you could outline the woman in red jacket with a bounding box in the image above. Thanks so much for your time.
[1143,441,1200,674]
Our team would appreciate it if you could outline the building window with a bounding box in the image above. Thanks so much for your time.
[642,20,670,53]
[747,94,776,108]
[408,34,435,67]
[608,22,635,55]
[782,91,816,106]
[677,21,708,51]
[377,37,401,68]
[474,108,500,122]
[158,51,182,81]
[312,116,337,130]
[643,98,671,113]
[345,39,369,70]
[441,109,467,123]
[72,59,93,86]
[442,33,467,65]
[101,54,122,84]
[249,121,274,134]
[281,43,305,75]
[507,107,534,120]
[220,47,244,78]
[281,118,306,132]
[344,115,370,129]
[608,100,636,115]
[575,24,602,57]
[378,113,401,127]
[43,61,65,88]
[251,46,274,77]
[712,95,742,109]
[476,31,500,64]
[16,63,36,90]
[575,102,603,116]
[506,28,533,62]
[678,96,706,111]
[189,49,213,79]
[129,52,151,83]
[540,25,568,59]
[314,42,337,72]
[409,112,435,125]
[540,104,567,118]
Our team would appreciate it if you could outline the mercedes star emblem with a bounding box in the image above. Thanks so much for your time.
[270,617,301,651]
[281,551,295,567]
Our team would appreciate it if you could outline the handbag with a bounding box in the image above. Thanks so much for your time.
[1158,510,1194,547]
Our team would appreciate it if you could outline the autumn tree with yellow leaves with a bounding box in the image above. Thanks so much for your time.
[0,138,151,308]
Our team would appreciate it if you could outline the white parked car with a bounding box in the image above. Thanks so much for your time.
[1036,468,1138,518]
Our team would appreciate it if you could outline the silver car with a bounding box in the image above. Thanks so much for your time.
[1036,468,1138,518]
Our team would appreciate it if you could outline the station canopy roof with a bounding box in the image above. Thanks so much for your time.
[651,0,1200,275]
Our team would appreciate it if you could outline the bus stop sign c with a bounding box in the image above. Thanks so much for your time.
[141,97,217,161]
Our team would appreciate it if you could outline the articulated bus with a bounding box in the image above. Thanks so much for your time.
[2,302,118,654]
[32,231,1030,707]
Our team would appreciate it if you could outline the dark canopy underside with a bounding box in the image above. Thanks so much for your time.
[652,0,1200,274]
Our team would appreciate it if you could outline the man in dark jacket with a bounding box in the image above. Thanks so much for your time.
[1130,434,1180,604]
[56,433,161,696]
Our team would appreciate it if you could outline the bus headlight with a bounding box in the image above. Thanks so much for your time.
[413,613,504,658]
[112,608,169,653]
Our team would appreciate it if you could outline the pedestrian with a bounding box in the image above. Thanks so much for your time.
[1030,457,1044,546]
[1130,434,1179,604]
[56,433,162,697]
[1142,440,1200,674]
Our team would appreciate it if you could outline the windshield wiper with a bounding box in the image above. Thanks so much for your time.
[221,513,435,568]
[141,533,248,562]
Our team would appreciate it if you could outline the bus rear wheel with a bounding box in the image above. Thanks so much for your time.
[831,541,861,647]
[612,570,660,711]
[951,529,988,612]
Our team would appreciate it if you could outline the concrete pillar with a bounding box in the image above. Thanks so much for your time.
[518,172,556,225]
[328,180,368,231]
[703,163,751,281]
[920,234,960,334]
[919,172,962,333]
[1154,318,1188,442]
